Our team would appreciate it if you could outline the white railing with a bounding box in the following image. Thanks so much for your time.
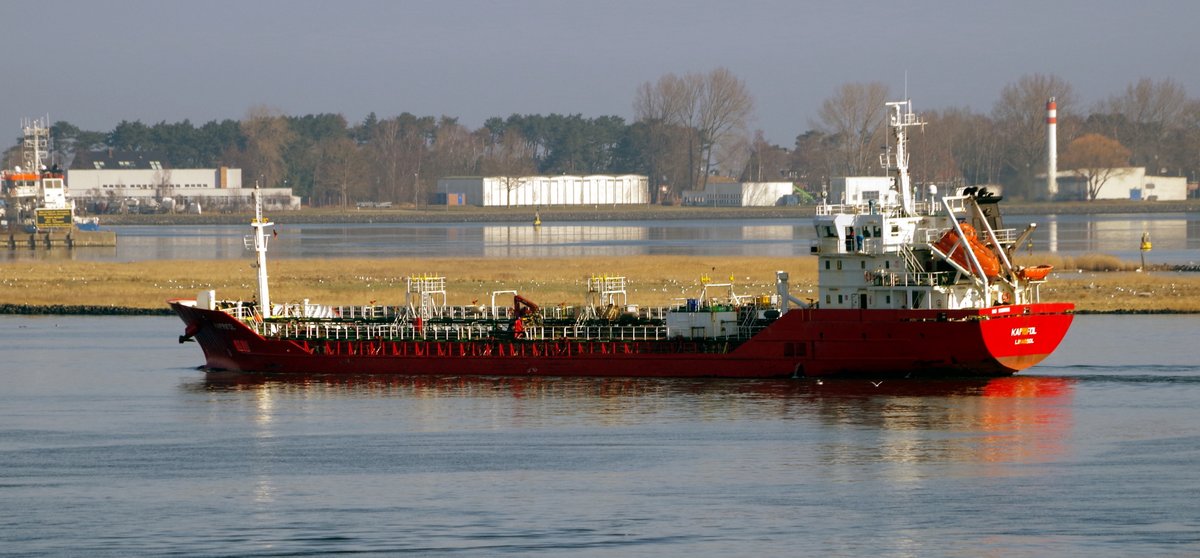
[225,297,750,344]
[868,270,951,287]
[250,319,674,343]
[816,200,934,216]
[993,228,1017,244]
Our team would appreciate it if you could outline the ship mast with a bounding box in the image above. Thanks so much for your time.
[21,117,51,172]
[880,101,924,216]
[250,185,273,318]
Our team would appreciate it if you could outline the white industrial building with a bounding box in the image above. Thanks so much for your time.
[68,151,300,211]
[436,175,649,206]
[681,180,794,206]
[1052,167,1187,201]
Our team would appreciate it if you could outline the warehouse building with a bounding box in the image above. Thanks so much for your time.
[681,179,794,206]
[435,175,649,207]
[1051,167,1187,201]
[68,151,300,211]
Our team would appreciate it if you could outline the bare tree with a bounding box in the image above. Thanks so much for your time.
[1163,99,1200,182]
[1095,78,1188,170]
[992,74,1076,199]
[907,109,962,187]
[714,134,751,180]
[480,129,537,207]
[814,82,890,176]
[368,114,434,204]
[908,107,1007,189]
[740,131,790,182]
[695,68,754,189]
[368,117,404,203]
[948,109,1004,186]
[790,130,839,193]
[632,85,677,201]
[1060,133,1131,200]
[313,136,365,207]
[634,68,754,192]
[153,168,174,211]
[427,117,481,180]
[634,74,696,127]
[239,105,294,188]
[634,73,702,194]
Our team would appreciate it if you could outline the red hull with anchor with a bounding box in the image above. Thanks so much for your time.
[170,99,1074,379]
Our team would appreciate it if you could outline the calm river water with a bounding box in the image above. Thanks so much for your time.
[2,314,1198,556]
[4,213,1199,264]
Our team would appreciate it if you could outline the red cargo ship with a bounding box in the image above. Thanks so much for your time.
[170,100,1073,378]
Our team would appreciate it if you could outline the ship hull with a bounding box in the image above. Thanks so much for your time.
[171,301,1073,379]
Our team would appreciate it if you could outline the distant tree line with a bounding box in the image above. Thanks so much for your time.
[9,71,1198,206]
[802,75,1200,200]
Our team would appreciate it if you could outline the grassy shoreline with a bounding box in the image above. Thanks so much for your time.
[3,256,1198,315]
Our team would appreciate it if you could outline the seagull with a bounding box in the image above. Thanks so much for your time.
[871,381,883,387]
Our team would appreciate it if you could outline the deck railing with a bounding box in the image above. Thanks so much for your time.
[249,319,676,343]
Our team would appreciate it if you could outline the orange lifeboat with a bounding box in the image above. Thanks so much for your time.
[3,172,40,182]
[1017,264,1053,281]
[933,223,1001,278]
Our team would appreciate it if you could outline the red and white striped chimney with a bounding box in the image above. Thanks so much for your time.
[1046,98,1057,198]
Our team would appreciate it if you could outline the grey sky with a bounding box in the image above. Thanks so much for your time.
[4,0,1198,146]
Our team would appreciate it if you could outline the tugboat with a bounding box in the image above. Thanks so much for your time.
[170,99,1073,378]
[2,118,114,248]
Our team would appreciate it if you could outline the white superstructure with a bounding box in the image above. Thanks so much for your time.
[812,100,1048,313]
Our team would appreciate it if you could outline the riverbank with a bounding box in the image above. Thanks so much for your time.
[3,256,1198,315]
[96,199,1200,226]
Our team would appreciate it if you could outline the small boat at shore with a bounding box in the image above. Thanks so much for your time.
[170,99,1073,378]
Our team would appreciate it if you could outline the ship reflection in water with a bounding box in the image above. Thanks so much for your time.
[192,373,1073,470]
